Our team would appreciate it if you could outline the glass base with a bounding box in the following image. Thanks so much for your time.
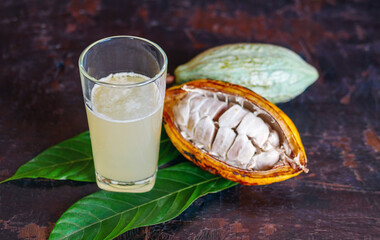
[95,170,157,193]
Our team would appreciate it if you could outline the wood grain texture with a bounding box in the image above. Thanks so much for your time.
[0,0,379,239]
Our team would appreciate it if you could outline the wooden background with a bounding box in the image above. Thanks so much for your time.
[0,0,379,239]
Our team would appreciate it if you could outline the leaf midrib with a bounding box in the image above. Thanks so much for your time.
[53,174,223,240]
[159,139,171,144]
[7,157,93,181]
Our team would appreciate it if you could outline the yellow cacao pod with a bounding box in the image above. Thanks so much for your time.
[163,79,308,185]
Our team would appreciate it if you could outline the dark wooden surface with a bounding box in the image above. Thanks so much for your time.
[1,0,379,239]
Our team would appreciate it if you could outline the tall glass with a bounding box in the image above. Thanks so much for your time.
[79,36,167,192]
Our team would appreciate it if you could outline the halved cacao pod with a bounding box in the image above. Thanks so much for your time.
[163,79,308,185]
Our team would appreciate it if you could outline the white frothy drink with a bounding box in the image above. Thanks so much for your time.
[85,72,163,192]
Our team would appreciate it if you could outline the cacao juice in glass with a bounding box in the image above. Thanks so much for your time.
[79,36,167,192]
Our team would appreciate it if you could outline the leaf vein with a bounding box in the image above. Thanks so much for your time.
[56,175,222,239]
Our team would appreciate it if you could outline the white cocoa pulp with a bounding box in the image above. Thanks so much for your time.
[173,89,297,171]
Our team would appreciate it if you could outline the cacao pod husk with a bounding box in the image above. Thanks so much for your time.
[175,43,319,103]
[163,79,308,185]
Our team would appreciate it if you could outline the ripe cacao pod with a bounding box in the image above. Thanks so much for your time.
[163,79,308,185]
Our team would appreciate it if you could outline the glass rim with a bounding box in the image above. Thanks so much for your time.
[78,35,168,88]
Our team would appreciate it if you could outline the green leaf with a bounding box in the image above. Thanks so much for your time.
[49,162,237,240]
[158,128,181,166]
[1,129,180,183]
[1,132,94,183]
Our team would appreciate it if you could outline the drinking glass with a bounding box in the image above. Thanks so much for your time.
[79,36,167,192]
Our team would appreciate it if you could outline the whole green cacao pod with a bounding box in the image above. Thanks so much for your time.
[174,43,319,103]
